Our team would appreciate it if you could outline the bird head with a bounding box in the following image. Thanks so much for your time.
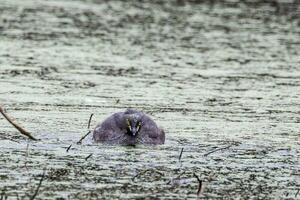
[125,117,142,137]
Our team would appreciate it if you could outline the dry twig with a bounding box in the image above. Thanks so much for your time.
[193,173,202,196]
[87,114,94,129]
[203,142,239,157]
[76,113,94,144]
[66,144,72,152]
[30,169,46,200]
[77,130,91,144]
[85,153,93,161]
[178,148,184,161]
[0,105,37,141]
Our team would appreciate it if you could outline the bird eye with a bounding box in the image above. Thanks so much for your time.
[126,119,131,131]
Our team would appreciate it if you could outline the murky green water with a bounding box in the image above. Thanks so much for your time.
[0,0,299,199]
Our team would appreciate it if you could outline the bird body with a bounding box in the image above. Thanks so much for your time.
[92,109,165,145]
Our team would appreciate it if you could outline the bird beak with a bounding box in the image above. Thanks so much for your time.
[131,128,138,136]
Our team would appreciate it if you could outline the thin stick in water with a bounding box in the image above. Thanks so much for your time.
[203,142,239,157]
[296,189,299,198]
[0,106,38,141]
[77,130,91,144]
[178,147,184,161]
[30,169,46,200]
[87,113,94,129]
[85,153,93,161]
[66,144,72,152]
[193,173,202,196]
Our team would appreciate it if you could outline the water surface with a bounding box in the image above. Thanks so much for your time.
[0,0,299,199]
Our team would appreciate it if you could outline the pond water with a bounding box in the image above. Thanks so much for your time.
[0,0,299,199]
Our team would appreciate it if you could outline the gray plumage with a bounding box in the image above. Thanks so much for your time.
[92,109,165,145]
